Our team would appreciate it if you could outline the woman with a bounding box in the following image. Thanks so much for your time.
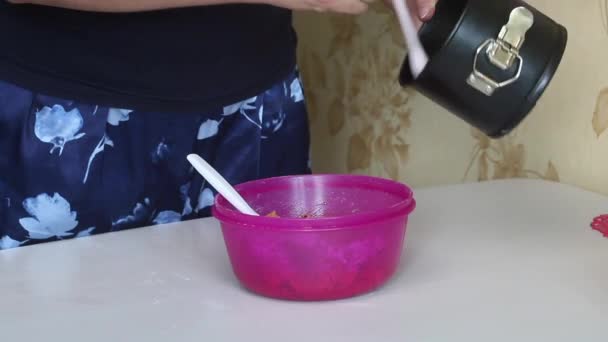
[0,0,435,249]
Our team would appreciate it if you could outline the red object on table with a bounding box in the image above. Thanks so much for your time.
[591,215,608,238]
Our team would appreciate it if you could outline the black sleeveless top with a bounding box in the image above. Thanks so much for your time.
[0,1,297,112]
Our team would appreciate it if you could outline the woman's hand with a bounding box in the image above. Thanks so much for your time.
[267,0,371,14]
[384,0,436,28]
[270,0,437,16]
[9,0,435,18]
[8,0,372,14]
[408,0,436,23]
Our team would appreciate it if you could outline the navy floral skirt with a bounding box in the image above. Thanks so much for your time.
[0,69,310,250]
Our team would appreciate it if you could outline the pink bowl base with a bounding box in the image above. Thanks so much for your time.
[221,216,409,301]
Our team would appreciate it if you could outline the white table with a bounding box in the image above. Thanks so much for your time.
[1,179,607,341]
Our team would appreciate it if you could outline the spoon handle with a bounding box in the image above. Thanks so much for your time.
[393,0,429,78]
[187,154,259,216]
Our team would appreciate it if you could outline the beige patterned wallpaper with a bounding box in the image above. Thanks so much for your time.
[293,0,608,195]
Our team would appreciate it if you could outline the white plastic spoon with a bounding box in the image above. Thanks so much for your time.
[186,154,259,216]
[393,0,429,78]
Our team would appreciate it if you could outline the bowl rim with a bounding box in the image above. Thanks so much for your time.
[211,174,416,231]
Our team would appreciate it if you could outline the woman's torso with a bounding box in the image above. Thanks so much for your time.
[0,1,297,112]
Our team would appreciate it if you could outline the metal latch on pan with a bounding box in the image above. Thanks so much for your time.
[467,7,534,96]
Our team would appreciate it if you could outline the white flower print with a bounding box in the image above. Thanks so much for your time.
[83,135,114,184]
[34,104,86,155]
[152,211,182,225]
[260,83,288,136]
[180,182,193,216]
[151,139,171,164]
[113,196,185,229]
[0,235,27,250]
[197,119,221,140]
[222,101,242,116]
[263,112,285,135]
[18,193,78,240]
[112,198,153,230]
[258,104,265,127]
[76,227,96,238]
[107,108,132,126]
[223,96,261,129]
[290,78,304,102]
[195,188,215,213]
[223,96,256,116]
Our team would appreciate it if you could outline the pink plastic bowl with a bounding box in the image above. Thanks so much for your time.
[212,174,416,301]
